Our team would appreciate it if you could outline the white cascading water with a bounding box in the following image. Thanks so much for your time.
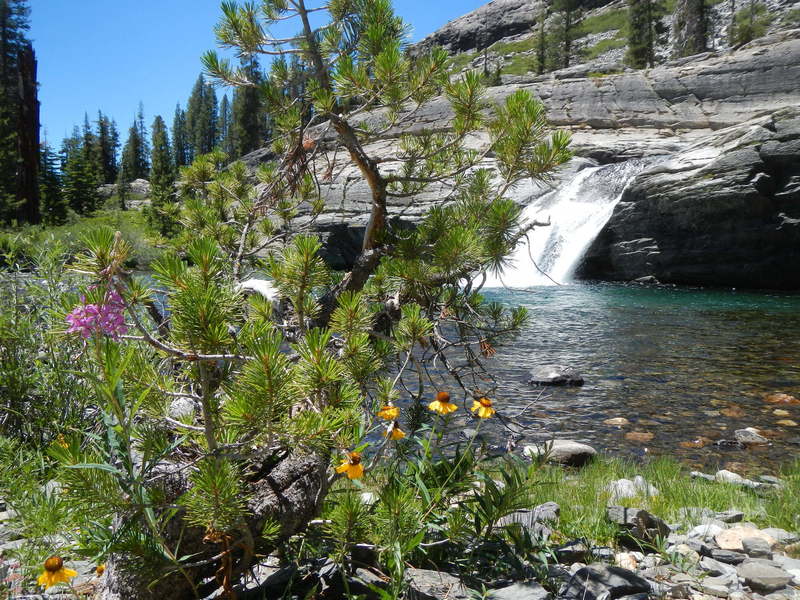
[484,160,647,288]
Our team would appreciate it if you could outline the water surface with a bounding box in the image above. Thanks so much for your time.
[480,282,800,473]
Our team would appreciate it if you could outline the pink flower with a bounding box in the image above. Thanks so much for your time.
[66,289,128,340]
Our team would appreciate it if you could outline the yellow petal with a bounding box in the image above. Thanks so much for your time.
[346,463,364,479]
[335,462,350,474]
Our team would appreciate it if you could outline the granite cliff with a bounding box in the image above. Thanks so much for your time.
[242,1,800,288]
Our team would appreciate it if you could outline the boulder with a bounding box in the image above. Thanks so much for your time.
[528,365,584,386]
[579,107,800,290]
[560,564,650,600]
[523,440,597,466]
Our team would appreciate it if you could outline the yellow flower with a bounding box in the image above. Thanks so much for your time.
[384,421,406,440]
[428,391,457,415]
[335,451,364,479]
[95,564,106,576]
[471,396,496,419]
[56,435,68,449]
[377,405,400,420]
[37,556,77,590]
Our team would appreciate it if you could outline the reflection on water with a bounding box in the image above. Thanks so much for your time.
[480,283,800,473]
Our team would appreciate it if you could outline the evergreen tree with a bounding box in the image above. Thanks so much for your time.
[626,0,667,68]
[730,1,771,46]
[216,93,233,156]
[172,103,190,168]
[674,0,709,57]
[0,0,38,224]
[231,59,265,158]
[38,142,66,224]
[146,115,177,235]
[534,6,549,75]
[186,74,217,157]
[60,128,100,215]
[120,115,148,181]
[134,102,150,175]
[549,0,584,70]
[95,111,119,184]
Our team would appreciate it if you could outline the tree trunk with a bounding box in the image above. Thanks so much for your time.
[97,450,330,599]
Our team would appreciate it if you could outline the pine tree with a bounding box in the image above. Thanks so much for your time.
[186,74,217,157]
[134,103,150,175]
[172,103,190,168]
[216,93,233,156]
[534,6,549,75]
[38,142,66,224]
[120,114,148,182]
[626,0,667,68]
[146,115,177,235]
[61,128,100,215]
[549,0,584,70]
[95,111,119,184]
[730,1,771,46]
[674,0,709,57]
[231,59,265,158]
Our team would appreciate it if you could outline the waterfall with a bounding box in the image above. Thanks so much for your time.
[484,160,647,288]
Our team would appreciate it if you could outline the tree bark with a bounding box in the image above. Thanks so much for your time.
[97,450,329,599]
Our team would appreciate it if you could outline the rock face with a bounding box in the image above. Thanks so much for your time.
[239,6,800,289]
[578,106,800,289]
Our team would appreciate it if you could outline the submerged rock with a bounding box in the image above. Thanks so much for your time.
[528,365,584,386]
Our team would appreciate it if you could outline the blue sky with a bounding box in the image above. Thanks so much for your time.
[29,1,486,146]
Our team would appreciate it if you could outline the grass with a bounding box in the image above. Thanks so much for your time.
[582,7,627,36]
[501,54,536,76]
[522,456,800,545]
[0,208,163,270]
[584,34,628,60]
[448,51,476,73]
[489,37,536,56]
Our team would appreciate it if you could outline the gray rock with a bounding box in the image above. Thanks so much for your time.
[711,549,748,564]
[716,510,745,524]
[737,561,793,593]
[761,528,800,545]
[606,476,659,502]
[405,568,472,600]
[532,501,561,523]
[579,106,800,290]
[528,365,584,386]
[743,537,774,559]
[560,564,650,600]
[494,510,553,540]
[606,506,670,543]
[523,440,597,467]
[733,429,770,445]
[556,539,591,564]
[488,581,551,600]
[691,471,717,482]
[701,556,739,577]
[688,523,725,541]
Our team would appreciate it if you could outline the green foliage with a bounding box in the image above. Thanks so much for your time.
[730,1,774,46]
[186,73,218,160]
[626,0,668,68]
[146,115,178,236]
